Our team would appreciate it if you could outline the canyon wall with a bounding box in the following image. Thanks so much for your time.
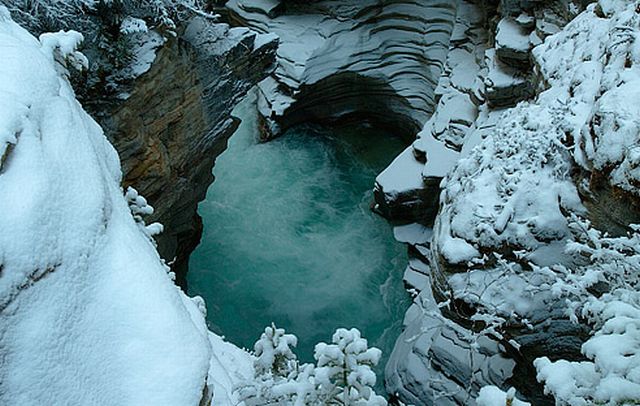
[383,1,640,405]
[96,20,277,287]
[226,0,458,142]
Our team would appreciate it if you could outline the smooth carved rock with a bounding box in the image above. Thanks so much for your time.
[227,0,458,141]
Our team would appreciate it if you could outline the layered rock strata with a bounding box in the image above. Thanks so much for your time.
[226,0,458,142]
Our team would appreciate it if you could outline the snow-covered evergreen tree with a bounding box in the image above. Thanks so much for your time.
[254,323,299,377]
[237,326,387,405]
[237,324,301,405]
[314,328,386,406]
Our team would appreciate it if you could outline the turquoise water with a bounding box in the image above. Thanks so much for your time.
[187,95,410,385]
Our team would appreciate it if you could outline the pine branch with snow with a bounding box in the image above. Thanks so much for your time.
[314,328,386,406]
[237,326,387,405]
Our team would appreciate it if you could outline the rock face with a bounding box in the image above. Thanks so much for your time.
[226,0,458,142]
[96,19,277,287]
[384,1,640,405]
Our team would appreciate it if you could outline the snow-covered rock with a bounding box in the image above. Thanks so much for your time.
[495,18,533,67]
[383,0,618,404]
[0,10,252,405]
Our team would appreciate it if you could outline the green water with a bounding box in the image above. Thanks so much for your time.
[187,95,410,387]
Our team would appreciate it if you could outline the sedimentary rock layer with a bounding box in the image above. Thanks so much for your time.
[227,0,458,141]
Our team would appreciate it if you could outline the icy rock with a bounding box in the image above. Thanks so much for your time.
[495,18,533,67]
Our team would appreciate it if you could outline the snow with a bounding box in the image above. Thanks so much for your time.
[403,266,430,292]
[439,234,480,265]
[208,333,255,405]
[393,223,432,245]
[375,146,424,196]
[449,268,543,317]
[419,131,460,179]
[254,31,278,50]
[434,100,584,264]
[0,10,250,405]
[125,29,166,79]
[120,17,148,35]
[477,386,530,406]
[532,0,640,194]
[495,18,531,54]
[484,48,526,90]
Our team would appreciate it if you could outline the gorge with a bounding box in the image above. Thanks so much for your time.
[1,0,640,405]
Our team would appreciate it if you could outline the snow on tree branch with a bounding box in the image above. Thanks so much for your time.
[237,326,387,405]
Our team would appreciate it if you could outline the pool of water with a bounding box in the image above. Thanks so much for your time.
[187,95,410,388]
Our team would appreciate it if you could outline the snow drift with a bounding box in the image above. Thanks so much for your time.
[0,7,251,405]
